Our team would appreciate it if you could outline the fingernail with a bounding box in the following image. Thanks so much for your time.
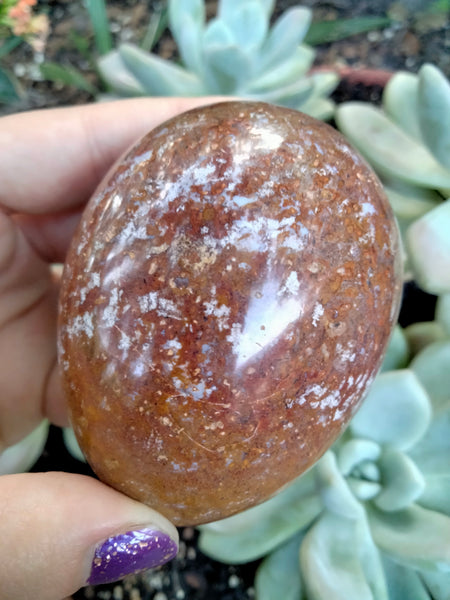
[87,527,178,585]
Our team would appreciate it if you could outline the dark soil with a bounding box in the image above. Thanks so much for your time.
[4,1,447,599]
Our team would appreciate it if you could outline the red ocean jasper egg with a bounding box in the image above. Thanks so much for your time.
[58,101,402,525]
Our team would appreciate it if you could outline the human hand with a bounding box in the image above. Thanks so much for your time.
[0,97,219,600]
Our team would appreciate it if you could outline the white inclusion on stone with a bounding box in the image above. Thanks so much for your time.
[232,195,256,207]
[117,221,148,246]
[138,292,158,313]
[359,201,377,217]
[66,311,94,339]
[203,298,231,331]
[282,223,309,251]
[118,331,131,353]
[303,383,341,411]
[102,287,122,328]
[223,215,297,253]
[312,302,324,327]
[228,277,303,368]
[79,272,100,304]
[278,271,300,296]
[163,338,182,352]
[159,161,216,206]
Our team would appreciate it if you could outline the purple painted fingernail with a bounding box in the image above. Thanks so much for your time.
[87,528,178,585]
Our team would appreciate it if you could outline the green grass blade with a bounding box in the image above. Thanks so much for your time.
[40,62,97,95]
[0,36,22,59]
[84,0,112,55]
[0,65,22,103]
[305,16,392,46]
[141,4,169,52]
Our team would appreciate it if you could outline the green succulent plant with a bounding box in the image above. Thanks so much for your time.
[97,0,339,120]
[335,64,450,295]
[198,315,450,600]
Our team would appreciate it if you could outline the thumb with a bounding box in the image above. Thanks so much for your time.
[0,472,178,600]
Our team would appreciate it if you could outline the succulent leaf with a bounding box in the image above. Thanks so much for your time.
[219,2,269,51]
[436,294,450,336]
[202,43,253,94]
[381,555,432,600]
[300,511,388,600]
[300,96,335,121]
[62,427,86,462]
[406,199,450,295]
[255,533,304,600]
[419,568,450,600]
[350,370,431,451]
[258,7,312,72]
[410,340,450,413]
[119,44,204,96]
[315,452,365,519]
[405,321,447,357]
[168,0,205,72]
[248,45,314,92]
[335,102,450,189]
[380,325,410,372]
[367,503,450,572]
[0,420,49,475]
[418,64,450,169]
[374,448,426,511]
[97,50,146,96]
[337,439,381,476]
[246,77,314,108]
[218,0,274,22]
[382,71,422,140]
[198,470,321,563]
[170,14,205,75]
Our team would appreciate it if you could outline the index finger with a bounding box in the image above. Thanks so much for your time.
[0,97,224,215]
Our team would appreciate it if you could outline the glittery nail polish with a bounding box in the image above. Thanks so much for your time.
[87,528,178,585]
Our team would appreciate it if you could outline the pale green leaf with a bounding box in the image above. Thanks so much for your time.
[375,448,425,511]
[97,50,146,96]
[0,420,49,475]
[382,177,442,225]
[222,2,268,51]
[202,44,253,93]
[405,321,447,357]
[337,439,381,476]
[418,64,450,168]
[420,569,450,600]
[436,293,450,336]
[85,0,112,55]
[382,71,422,140]
[419,472,450,516]
[335,103,450,189]
[198,470,322,563]
[218,0,274,22]
[410,340,450,413]
[300,511,388,600]
[63,427,86,462]
[315,452,364,519]
[350,370,432,451]
[255,533,303,600]
[382,555,431,600]
[168,0,205,52]
[300,96,336,121]
[380,325,410,372]
[203,18,235,48]
[258,7,312,71]
[367,503,450,572]
[245,77,313,109]
[171,15,204,75]
[249,45,314,92]
[406,199,450,294]
[119,43,204,96]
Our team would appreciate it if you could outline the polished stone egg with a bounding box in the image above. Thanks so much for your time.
[58,101,402,525]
